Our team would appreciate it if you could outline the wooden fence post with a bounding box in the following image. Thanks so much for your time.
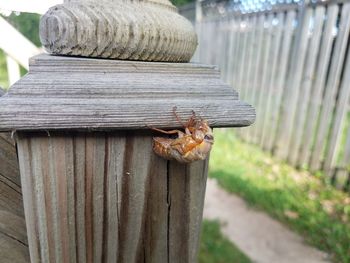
[0,88,29,262]
[193,0,203,62]
[274,4,312,159]
[0,1,255,262]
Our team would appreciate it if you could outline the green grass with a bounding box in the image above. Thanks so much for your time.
[209,129,350,263]
[199,220,251,263]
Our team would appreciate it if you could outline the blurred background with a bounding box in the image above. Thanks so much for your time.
[1,0,350,262]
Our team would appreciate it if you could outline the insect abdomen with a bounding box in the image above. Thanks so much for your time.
[153,137,173,160]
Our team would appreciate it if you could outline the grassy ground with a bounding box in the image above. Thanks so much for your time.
[209,129,350,263]
[199,220,251,263]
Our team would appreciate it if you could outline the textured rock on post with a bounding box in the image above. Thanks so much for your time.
[0,0,255,262]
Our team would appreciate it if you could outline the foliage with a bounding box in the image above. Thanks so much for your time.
[0,50,8,89]
[209,129,350,263]
[3,12,41,47]
[199,220,251,263]
[171,0,195,7]
[0,12,38,89]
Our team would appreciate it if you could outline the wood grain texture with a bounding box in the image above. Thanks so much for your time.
[17,131,208,263]
[309,3,350,171]
[251,14,273,144]
[187,1,350,189]
[236,16,252,103]
[225,17,239,85]
[275,7,312,159]
[288,7,325,165]
[323,40,350,174]
[0,89,30,263]
[297,5,339,167]
[254,13,274,145]
[260,12,284,149]
[264,10,296,152]
[0,54,255,132]
[237,15,257,139]
[0,133,21,188]
[40,1,197,62]
[246,14,265,142]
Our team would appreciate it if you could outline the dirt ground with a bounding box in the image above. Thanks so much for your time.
[203,179,331,263]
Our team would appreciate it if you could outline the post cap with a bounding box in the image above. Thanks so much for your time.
[0,54,255,132]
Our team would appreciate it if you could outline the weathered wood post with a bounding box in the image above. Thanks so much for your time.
[0,0,255,262]
[0,89,29,262]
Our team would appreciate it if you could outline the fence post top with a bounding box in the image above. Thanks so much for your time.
[39,0,198,62]
[0,54,255,132]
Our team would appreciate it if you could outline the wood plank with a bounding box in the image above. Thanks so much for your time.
[246,14,265,143]
[224,17,238,85]
[219,18,230,80]
[297,5,338,167]
[288,6,325,165]
[204,20,216,65]
[207,20,219,65]
[260,12,285,148]
[265,10,296,152]
[117,134,152,263]
[168,159,208,263]
[252,14,274,144]
[310,3,350,171]
[323,41,350,175]
[274,7,312,159]
[17,131,208,262]
[17,136,41,262]
[238,16,258,139]
[240,15,258,104]
[73,136,87,263]
[0,135,20,187]
[0,54,255,132]
[103,135,123,262]
[236,17,251,99]
[143,152,168,262]
[200,20,208,64]
[230,16,243,90]
[186,159,208,261]
[0,132,15,145]
[0,179,23,218]
[0,232,29,263]
[339,125,350,190]
[0,210,27,246]
[30,137,51,262]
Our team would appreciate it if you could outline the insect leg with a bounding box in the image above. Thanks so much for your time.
[185,110,197,128]
[149,127,185,137]
[185,127,191,135]
[172,106,187,128]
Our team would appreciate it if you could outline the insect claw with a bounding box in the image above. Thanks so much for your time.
[172,106,187,128]
[191,110,196,118]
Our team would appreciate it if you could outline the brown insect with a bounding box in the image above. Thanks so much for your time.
[150,107,214,163]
